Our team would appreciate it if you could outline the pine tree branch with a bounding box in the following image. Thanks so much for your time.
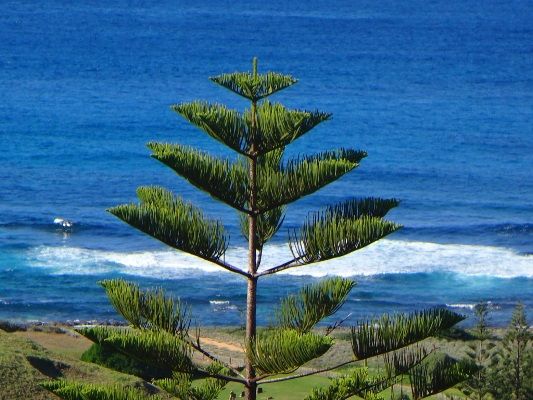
[210,71,297,102]
[249,101,331,156]
[256,256,304,277]
[410,355,477,399]
[255,359,357,384]
[303,367,382,400]
[194,368,247,385]
[383,346,437,378]
[325,313,353,336]
[172,101,250,156]
[351,308,465,360]
[148,142,250,213]
[275,277,355,333]
[256,149,367,212]
[109,186,250,277]
[42,380,161,400]
[258,348,437,388]
[171,100,329,158]
[288,198,401,265]
[77,325,247,384]
[211,258,252,278]
[240,206,285,248]
[100,279,191,334]
[246,329,333,375]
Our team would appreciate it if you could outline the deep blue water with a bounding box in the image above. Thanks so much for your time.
[0,0,531,327]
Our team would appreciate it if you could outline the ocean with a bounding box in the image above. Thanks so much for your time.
[0,0,531,327]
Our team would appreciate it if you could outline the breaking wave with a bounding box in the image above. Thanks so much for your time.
[24,239,533,279]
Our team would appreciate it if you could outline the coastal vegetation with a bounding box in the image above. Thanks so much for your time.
[1,314,530,399]
[36,60,477,399]
[445,303,531,400]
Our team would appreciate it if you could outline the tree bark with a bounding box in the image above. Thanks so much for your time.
[245,63,259,399]
[245,155,258,399]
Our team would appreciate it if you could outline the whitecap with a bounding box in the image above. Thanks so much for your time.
[24,239,533,279]
[209,300,230,305]
[446,303,476,310]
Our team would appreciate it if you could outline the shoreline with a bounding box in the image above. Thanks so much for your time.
[1,318,523,333]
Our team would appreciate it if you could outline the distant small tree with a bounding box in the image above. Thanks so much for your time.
[488,303,532,400]
[42,60,473,400]
[460,302,498,399]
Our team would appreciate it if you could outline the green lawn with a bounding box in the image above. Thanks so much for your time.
[216,375,332,400]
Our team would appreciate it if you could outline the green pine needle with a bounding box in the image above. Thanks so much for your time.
[75,325,128,344]
[290,215,400,265]
[155,364,228,400]
[148,142,248,211]
[257,149,367,212]
[410,355,477,399]
[383,345,430,377]
[100,279,190,335]
[41,379,159,400]
[75,325,193,373]
[288,197,400,264]
[172,101,250,155]
[247,101,331,154]
[304,367,388,400]
[276,277,355,333]
[323,197,399,220]
[172,101,330,157]
[246,329,333,374]
[103,329,193,373]
[108,186,227,261]
[351,308,465,360]
[210,71,297,101]
[239,206,285,248]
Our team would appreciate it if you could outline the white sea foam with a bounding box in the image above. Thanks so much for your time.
[209,300,238,312]
[25,239,533,278]
[446,303,476,310]
[447,301,500,310]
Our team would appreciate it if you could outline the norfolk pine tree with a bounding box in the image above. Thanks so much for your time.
[459,302,498,399]
[42,60,475,400]
[488,303,532,400]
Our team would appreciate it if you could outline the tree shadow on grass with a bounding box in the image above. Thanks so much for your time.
[26,356,70,378]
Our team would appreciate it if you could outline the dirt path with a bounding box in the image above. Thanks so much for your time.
[199,337,243,353]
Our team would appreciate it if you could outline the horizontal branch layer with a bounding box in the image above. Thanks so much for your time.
[246,329,333,374]
[210,70,297,102]
[257,149,367,212]
[171,101,330,157]
[276,277,355,333]
[351,308,465,360]
[149,142,249,212]
[108,186,228,263]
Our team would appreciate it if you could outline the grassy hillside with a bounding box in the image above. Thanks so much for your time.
[0,324,472,400]
[0,326,144,400]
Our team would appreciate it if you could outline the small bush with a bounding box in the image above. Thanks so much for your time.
[0,320,28,332]
[80,343,171,380]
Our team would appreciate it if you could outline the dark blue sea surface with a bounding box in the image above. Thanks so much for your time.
[0,0,531,326]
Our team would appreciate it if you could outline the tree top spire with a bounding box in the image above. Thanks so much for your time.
[253,57,258,78]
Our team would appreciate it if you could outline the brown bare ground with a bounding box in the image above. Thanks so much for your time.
[199,336,243,353]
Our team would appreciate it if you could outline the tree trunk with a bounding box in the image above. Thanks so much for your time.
[245,276,257,399]
[245,74,258,399]
[245,174,258,400]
